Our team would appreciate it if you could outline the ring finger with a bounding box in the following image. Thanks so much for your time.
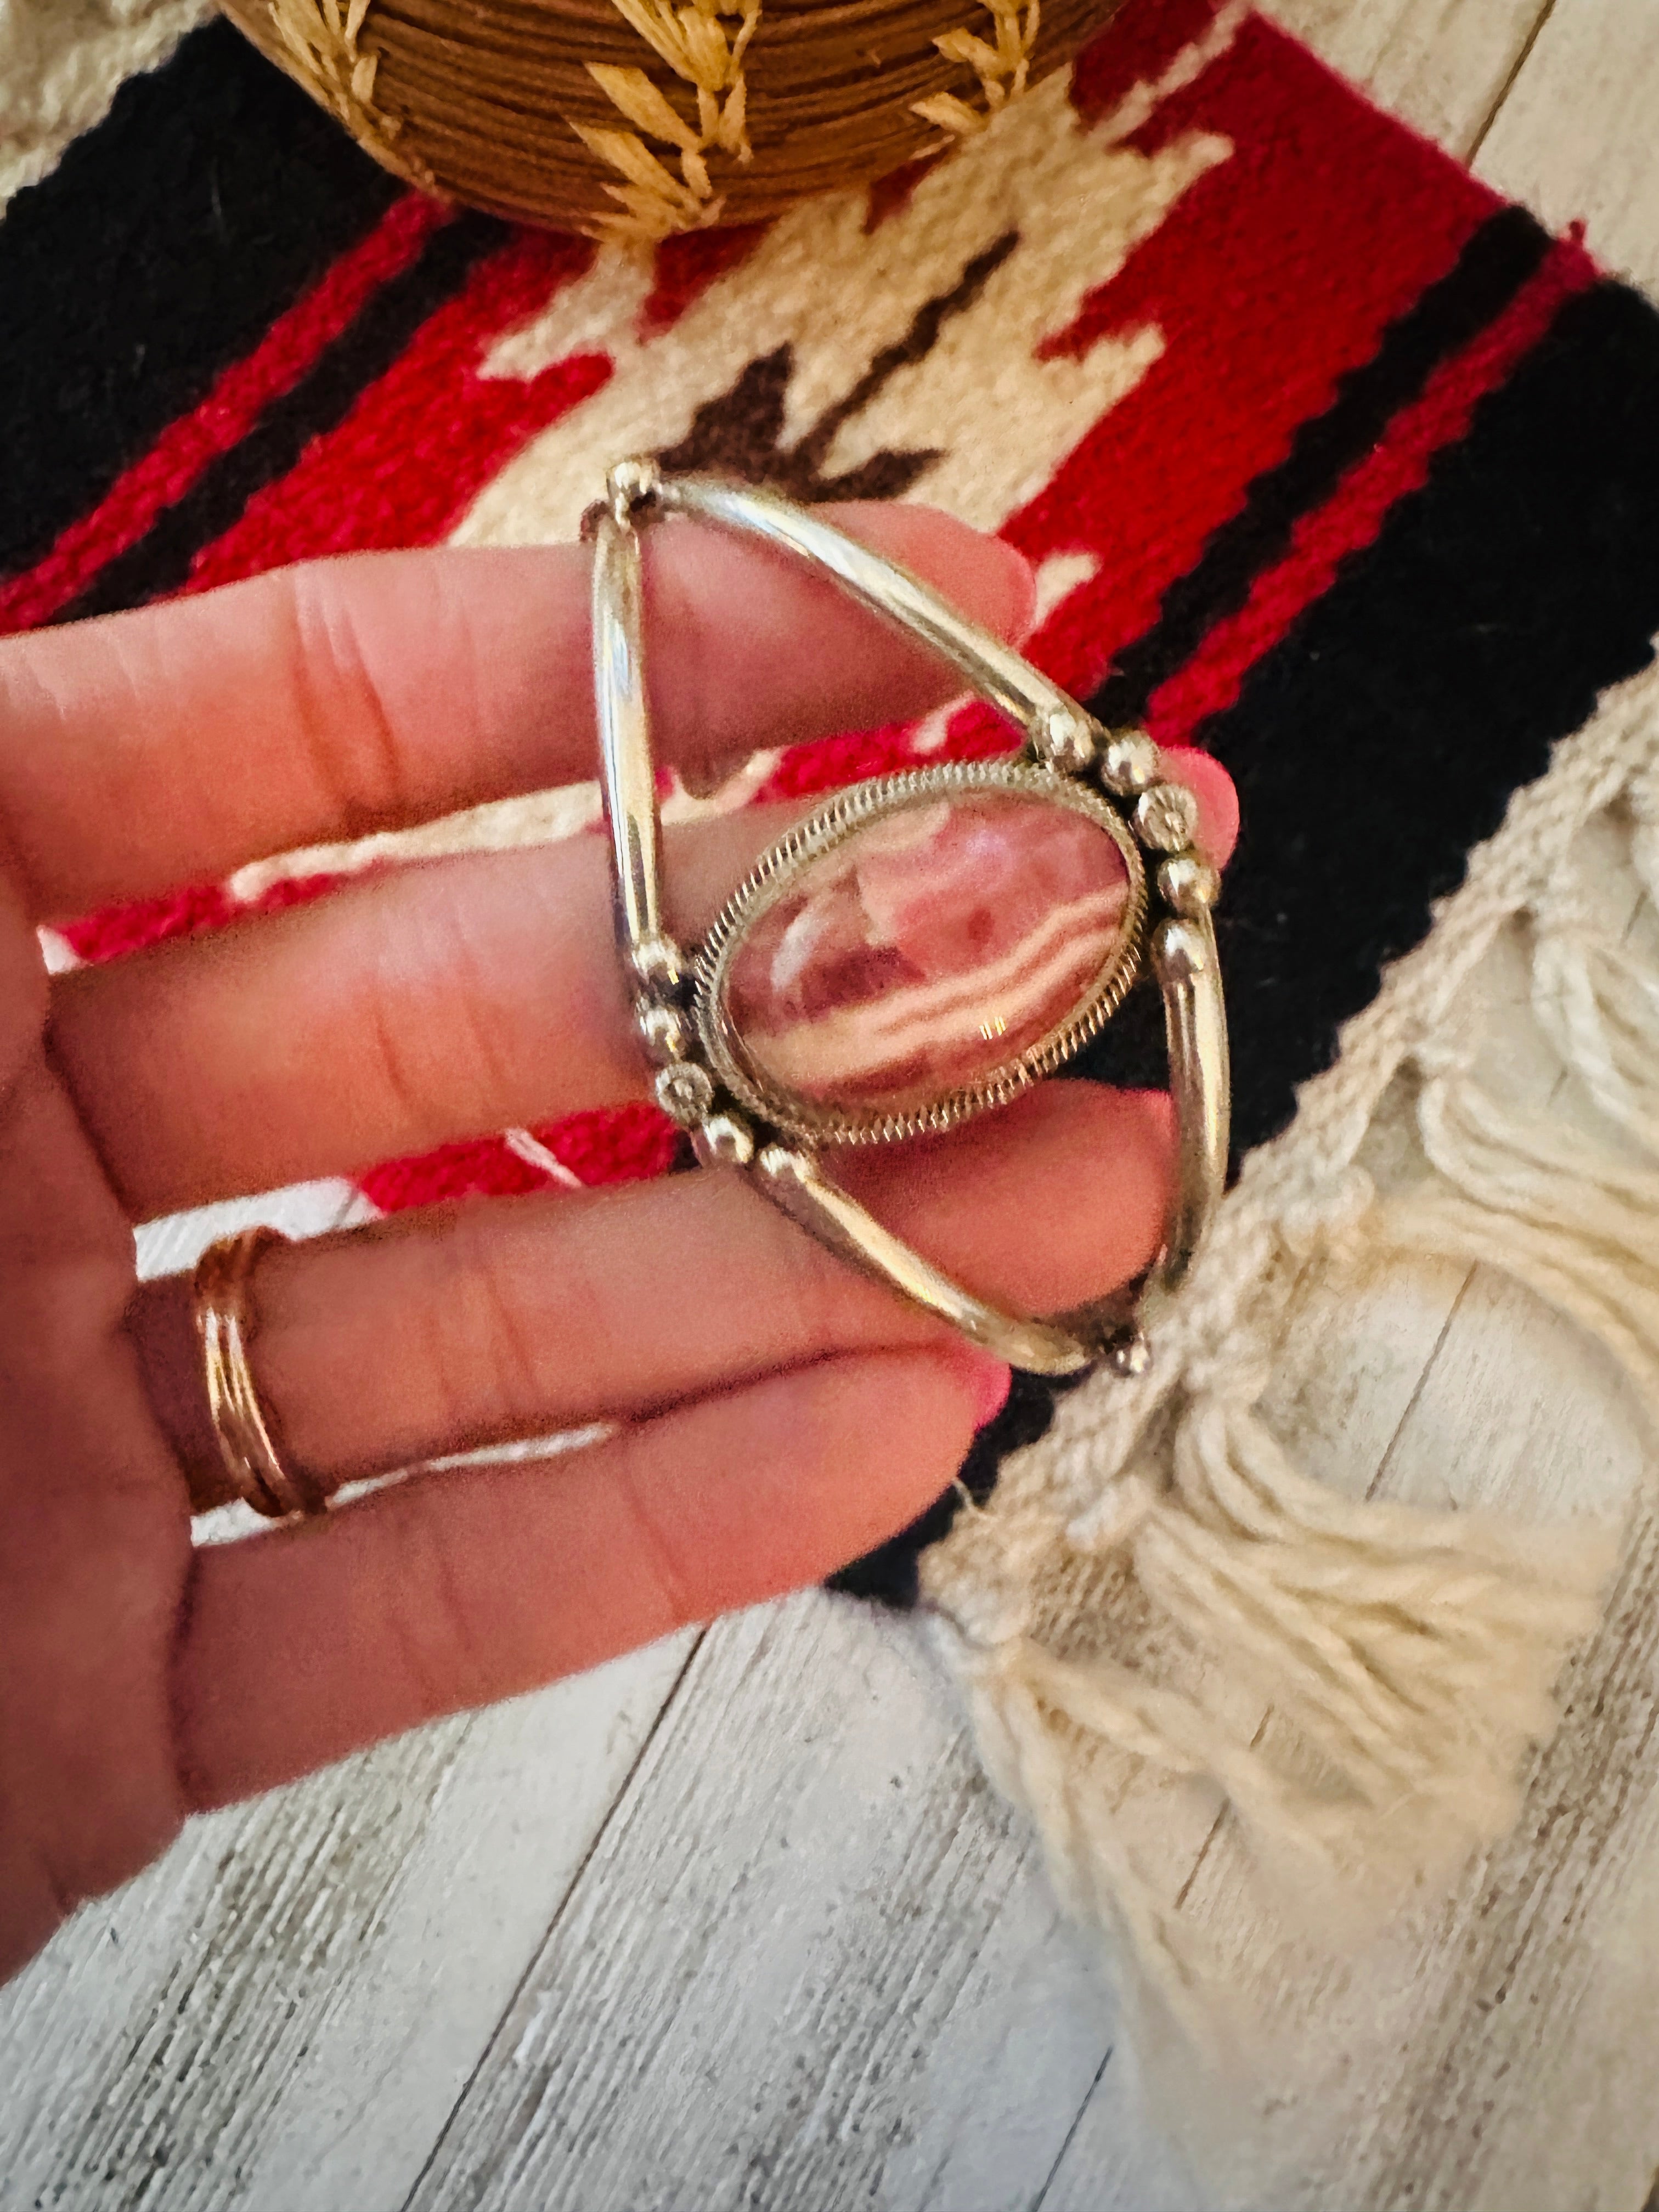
[130,1076,1177,1514]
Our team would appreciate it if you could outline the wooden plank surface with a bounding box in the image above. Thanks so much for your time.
[4,1,1659,2206]
[1476,0,1659,294]
[0,1641,697,2212]
[402,1596,1130,2212]
[1266,0,1551,156]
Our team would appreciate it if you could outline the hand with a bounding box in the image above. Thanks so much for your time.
[0,505,1236,1982]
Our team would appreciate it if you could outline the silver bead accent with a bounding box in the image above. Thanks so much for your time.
[1158,852,1220,917]
[636,1001,690,1065]
[756,1142,808,1186]
[1150,916,1211,985]
[1106,1328,1153,1379]
[1034,703,1096,774]
[692,1113,755,1168]
[607,454,662,522]
[1098,730,1160,797]
[1135,781,1200,853]
[627,933,687,995]
[654,1061,715,1126]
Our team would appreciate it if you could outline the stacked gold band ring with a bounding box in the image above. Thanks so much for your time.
[592,458,1231,1376]
[193,1226,326,1519]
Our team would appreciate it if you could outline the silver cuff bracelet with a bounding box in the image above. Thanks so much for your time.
[589,456,1230,1377]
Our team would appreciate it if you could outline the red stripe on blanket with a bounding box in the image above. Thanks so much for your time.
[1014,15,1500,698]
[0,194,449,636]
[1145,231,1599,745]
[357,1104,680,1211]
[182,229,603,586]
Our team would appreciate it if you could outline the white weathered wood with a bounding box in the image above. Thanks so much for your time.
[1476,0,1659,296]
[399,1593,1126,2212]
[1265,0,1552,156]
[1035,2062,1215,2212]
[0,1635,695,2212]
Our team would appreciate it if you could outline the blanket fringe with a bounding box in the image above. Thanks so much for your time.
[925,661,1659,2022]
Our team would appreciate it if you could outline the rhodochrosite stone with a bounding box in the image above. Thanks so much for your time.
[722,792,1132,1120]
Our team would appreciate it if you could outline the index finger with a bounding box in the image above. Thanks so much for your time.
[0,504,1034,923]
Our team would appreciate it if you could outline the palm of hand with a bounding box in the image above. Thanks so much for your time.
[0,882,188,1973]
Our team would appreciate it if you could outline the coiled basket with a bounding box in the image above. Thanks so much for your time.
[222,0,1131,240]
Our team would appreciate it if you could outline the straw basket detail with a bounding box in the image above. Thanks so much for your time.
[221,0,1131,239]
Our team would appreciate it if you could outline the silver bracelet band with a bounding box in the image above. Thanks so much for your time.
[589,457,1230,1377]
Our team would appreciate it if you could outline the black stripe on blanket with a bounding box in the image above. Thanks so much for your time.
[0,22,393,584]
[1091,204,1554,726]
[58,213,507,623]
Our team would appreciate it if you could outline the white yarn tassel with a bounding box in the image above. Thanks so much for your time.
[937,1035,1628,1984]
[1532,888,1659,1154]
[939,1357,1609,1995]
[946,1615,1271,2065]
[1144,1394,1606,1873]
[961,1640,1216,2011]
[1385,1059,1659,1432]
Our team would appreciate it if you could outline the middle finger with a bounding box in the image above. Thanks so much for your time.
[56,808,771,1216]
[52,759,1235,1218]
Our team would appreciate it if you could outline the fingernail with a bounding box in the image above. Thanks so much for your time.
[957,1352,1013,1430]
[678,744,753,800]
[997,540,1040,642]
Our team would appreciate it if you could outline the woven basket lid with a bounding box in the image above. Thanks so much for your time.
[222,0,1131,239]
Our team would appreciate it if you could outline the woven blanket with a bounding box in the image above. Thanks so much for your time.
[8,0,1659,2154]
